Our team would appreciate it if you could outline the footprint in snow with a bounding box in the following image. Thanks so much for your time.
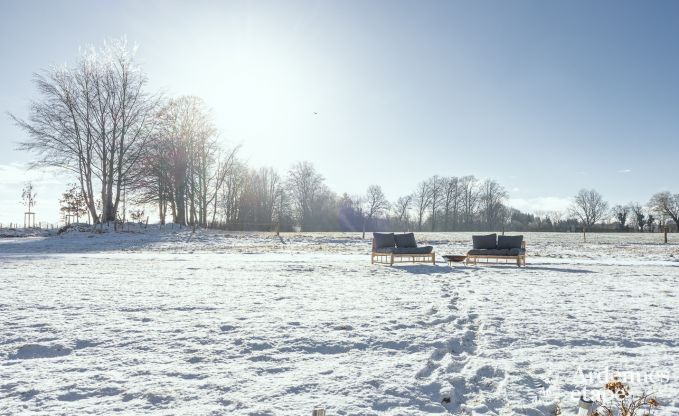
[74,339,99,349]
[415,360,439,378]
[9,344,71,360]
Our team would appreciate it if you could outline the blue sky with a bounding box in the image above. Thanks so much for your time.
[1,0,679,223]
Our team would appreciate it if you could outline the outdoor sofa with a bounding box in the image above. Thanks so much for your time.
[466,233,526,267]
[371,232,435,265]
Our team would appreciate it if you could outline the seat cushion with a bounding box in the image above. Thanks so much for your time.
[394,232,417,248]
[373,233,396,249]
[394,246,433,255]
[508,248,526,256]
[497,235,523,249]
[374,247,395,254]
[467,248,510,256]
[472,234,497,249]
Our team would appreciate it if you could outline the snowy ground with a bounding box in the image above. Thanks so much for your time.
[1,230,678,415]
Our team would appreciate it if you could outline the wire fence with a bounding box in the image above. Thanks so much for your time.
[0,222,61,230]
[0,219,282,234]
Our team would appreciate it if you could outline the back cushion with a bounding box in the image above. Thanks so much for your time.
[472,234,497,250]
[497,235,523,249]
[373,232,396,249]
[394,233,417,248]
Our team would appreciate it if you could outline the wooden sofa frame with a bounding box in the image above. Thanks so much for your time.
[465,241,526,267]
[371,239,436,266]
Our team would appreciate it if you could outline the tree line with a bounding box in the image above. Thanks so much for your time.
[11,39,679,233]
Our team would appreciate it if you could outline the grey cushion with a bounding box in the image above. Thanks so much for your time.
[394,233,417,248]
[394,246,433,255]
[508,248,526,256]
[472,234,497,250]
[374,247,395,254]
[497,235,523,249]
[467,248,510,256]
[373,233,396,249]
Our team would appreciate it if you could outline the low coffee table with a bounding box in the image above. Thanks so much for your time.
[442,255,467,266]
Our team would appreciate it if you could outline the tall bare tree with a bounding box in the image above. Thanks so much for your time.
[413,181,431,231]
[629,202,646,231]
[427,176,445,231]
[442,176,461,231]
[237,167,284,230]
[272,178,292,233]
[479,179,508,230]
[569,189,609,241]
[362,185,389,238]
[392,195,412,231]
[286,162,324,231]
[12,38,158,223]
[207,146,240,227]
[460,175,479,228]
[138,96,219,226]
[220,161,248,226]
[649,192,679,230]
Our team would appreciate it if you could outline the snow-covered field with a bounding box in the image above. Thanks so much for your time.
[1,230,678,415]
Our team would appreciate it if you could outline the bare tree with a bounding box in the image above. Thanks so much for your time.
[59,183,87,224]
[21,182,37,214]
[498,204,513,230]
[237,167,284,230]
[569,189,609,241]
[271,173,291,233]
[413,181,431,231]
[611,204,629,231]
[12,38,158,223]
[138,96,219,226]
[306,185,339,231]
[22,182,37,227]
[649,192,679,230]
[427,176,445,231]
[629,202,646,232]
[362,185,389,238]
[479,179,508,230]
[133,129,172,224]
[208,146,241,227]
[286,162,324,231]
[442,176,461,231]
[220,161,248,226]
[460,175,479,228]
[392,195,412,231]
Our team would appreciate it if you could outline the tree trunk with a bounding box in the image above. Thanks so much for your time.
[175,183,185,225]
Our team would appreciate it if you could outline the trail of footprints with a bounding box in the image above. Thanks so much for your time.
[415,280,509,414]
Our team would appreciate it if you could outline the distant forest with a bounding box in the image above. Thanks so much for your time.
[12,39,679,233]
